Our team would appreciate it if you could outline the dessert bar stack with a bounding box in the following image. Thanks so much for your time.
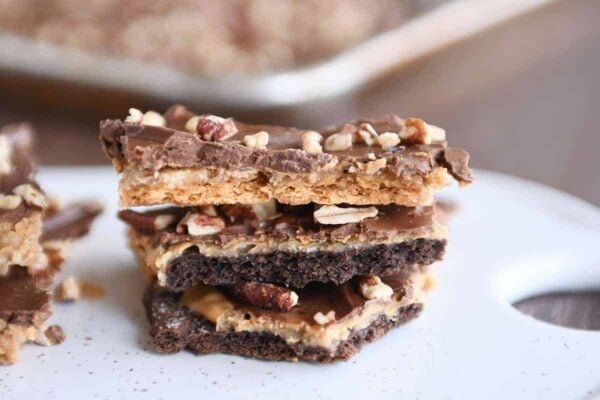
[100,105,472,362]
[0,124,102,364]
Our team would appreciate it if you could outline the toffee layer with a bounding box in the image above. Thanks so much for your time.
[100,105,472,207]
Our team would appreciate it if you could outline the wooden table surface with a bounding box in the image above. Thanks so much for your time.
[0,0,598,330]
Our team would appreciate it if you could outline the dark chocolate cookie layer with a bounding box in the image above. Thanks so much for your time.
[166,238,445,291]
[144,283,423,363]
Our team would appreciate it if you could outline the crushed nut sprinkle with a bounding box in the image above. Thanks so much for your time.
[141,111,166,127]
[313,311,336,325]
[243,131,269,149]
[56,276,81,302]
[428,124,446,142]
[184,116,201,133]
[324,132,352,152]
[177,212,225,236]
[124,108,144,124]
[301,130,323,153]
[154,214,176,230]
[400,118,432,145]
[13,184,46,208]
[359,275,394,300]
[376,132,401,148]
[314,205,378,225]
[356,123,378,145]
[356,158,387,174]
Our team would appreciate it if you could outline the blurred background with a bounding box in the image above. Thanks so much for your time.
[0,0,598,205]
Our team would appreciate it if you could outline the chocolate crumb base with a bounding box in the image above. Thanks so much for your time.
[143,283,423,363]
[166,238,445,291]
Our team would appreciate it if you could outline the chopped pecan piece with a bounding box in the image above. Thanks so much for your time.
[232,282,299,312]
[195,115,238,141]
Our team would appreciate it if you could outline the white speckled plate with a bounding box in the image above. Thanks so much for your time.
[3,167,599,400]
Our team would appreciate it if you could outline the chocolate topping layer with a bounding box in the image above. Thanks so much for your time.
[440,147,474,183]
[42,201,103,242]
[121,203,438,247]
[100,105,472,183]
[0,267,52,326]
[0,202,36,224]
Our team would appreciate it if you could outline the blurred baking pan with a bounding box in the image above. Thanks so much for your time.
[0,0,557,109]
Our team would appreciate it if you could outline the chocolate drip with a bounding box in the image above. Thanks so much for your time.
[0,267,52,326]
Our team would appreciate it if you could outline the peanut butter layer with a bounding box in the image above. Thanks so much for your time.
[161,267,430,359]
[121,203,446,289]
[100,105,473,207]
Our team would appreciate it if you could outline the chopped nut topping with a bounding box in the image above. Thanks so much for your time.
[367,152,376,160]
[400,118,432,145]
[356,123,378,145]
[313,311,336,325]
[359,275,394,300]
[154,214,176,230]
[56,276,81,302]
[301,130,323,153]
[314,205,378,225]
[358,158,387,174]
[184,116,201,133]
[177,212,225,236]
[125,108,144,124]
[13,184,46,208]
[141,110,166,127]
[195,115,238,141]
[324,132,352,152]
[428,124,446,142]
[232,282,299,312]
[376,132,400,148]
[243,131,269,149]
[251,199,277,221]
[0,194,22,210]
[0,136,12,175]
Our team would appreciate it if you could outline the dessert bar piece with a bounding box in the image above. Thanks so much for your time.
[0,123,49,275]
[100,105,473,208]
[144,266,429,362]
[121,202,446,291]
[0,267,64,364]
[0,201,102,364]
